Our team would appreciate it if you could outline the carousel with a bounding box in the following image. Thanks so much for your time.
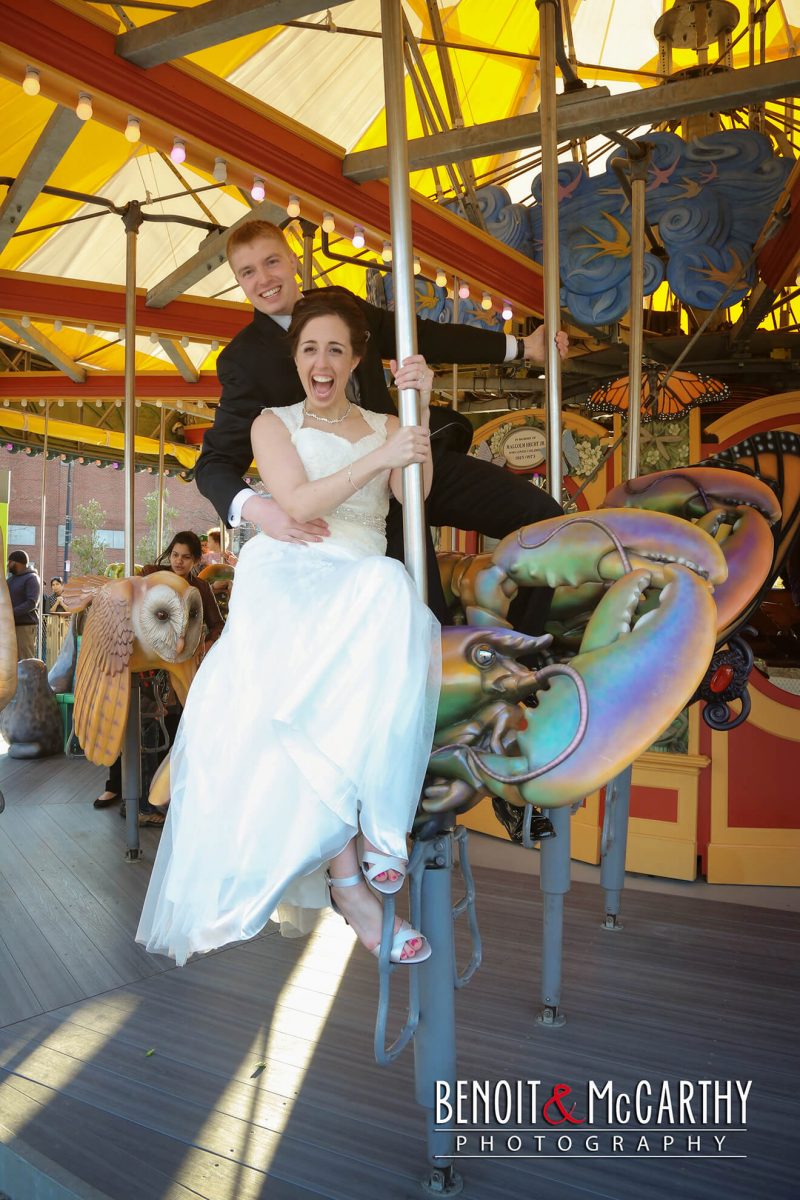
[0,3,798,1198]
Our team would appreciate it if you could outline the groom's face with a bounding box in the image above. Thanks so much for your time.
[230,235,301,318]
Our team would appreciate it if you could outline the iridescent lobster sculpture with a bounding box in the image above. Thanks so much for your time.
[426,465,781,820]
[75,464,780,821]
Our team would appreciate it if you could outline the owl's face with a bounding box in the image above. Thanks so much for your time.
[131,573,203,663]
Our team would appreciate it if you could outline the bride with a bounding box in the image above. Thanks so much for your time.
[137,292,441,967]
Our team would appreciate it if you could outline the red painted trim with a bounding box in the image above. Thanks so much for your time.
[758,173,800,291]
[707,412,800,456]
[0,0,545,314]
[0,372,220,399]
[1,273,248,340]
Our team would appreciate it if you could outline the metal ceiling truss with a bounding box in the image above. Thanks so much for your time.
[2,318,87,383]
[344,57,800,182]
[116,0,351,69]
[0,106,83,253]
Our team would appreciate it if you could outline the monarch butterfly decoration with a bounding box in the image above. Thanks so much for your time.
[586,365,730,423]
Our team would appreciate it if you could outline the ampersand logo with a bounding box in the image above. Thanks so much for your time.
[542,1083,585,1125]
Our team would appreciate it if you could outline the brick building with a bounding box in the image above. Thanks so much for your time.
[2,448,221,582]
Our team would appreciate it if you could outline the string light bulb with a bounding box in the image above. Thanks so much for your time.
[76,93,93,121]
[170,137,186,165]
[458,282,470,300]
[435,268,447,288]
[413,257,421,276]
[286,195,301,218]
[210,339,219,352]
[481,292,492,311]
[22,67,40,96]
[125,116,141,143]
[212,157,227,184]
[149,331,159,345]
[53,319,62,332]
[502,301,513,321]
[180,336,189,348]
[85,322,95,336]
[352,225,365,249]
[251,176,266,201]
[381,240,392,263]
[322,211,336,234]
[20,314,31,328]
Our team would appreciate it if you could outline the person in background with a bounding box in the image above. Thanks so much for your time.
[45,577,67,614]
[6,550,42,661]
[202,528,238,567]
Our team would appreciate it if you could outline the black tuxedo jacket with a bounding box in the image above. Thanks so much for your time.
[196,291,509,523]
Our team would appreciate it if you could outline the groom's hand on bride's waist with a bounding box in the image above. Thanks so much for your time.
[241,495,330,543]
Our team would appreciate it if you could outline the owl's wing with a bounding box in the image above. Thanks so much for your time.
[74,580,135,766]
[62,575,111,613]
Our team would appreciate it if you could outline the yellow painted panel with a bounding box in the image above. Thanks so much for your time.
[707,844,800,887]
[627,832,698,881]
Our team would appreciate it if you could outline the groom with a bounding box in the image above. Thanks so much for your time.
[196,219,568,633]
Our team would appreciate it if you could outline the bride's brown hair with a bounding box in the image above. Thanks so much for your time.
[288,290,370,358]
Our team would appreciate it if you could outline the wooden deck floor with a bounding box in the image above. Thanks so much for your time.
[0,751,797,1200]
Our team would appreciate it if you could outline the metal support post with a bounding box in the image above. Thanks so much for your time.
[536,803,571,1027]
[413,830,462,1195]
[122,679,142,860]
[381,2,460,1192]
[156,407,166,558]
[536,0,564,506]
[36,403,49,660]
[122,201,143,859]
[600,766,632,930]
[299,220,316,293]
[625,144,652,481]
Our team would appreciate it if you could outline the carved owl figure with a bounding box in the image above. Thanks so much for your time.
[68,572,203,766]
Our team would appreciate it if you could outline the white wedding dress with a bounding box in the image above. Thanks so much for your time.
[137,403,441,965]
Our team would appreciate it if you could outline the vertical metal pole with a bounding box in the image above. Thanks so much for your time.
[626,146,650,482]
[451,277,460,412]
[36,403,49,659]
[122,204,141,578]
[300,221,315,293]
[381,0,426,598]
[537,0,564,505]
[156,408,166,558]
[122,203,142,859]
[62,459,74,579]
[600,766,632,930]
[381,3,459,1192]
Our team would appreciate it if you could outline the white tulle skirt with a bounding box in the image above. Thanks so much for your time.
[136,531,441,965]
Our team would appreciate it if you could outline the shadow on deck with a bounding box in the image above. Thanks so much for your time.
[0,751,796,1199]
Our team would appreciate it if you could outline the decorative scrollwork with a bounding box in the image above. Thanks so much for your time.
[694,632,755,731]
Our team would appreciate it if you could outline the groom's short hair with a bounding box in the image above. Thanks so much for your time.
[226,219,291,263]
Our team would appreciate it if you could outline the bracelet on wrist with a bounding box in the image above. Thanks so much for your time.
[347,465,359,493]
[516,336,527,362]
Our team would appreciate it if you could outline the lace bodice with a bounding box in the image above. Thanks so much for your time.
[266,402,391,554]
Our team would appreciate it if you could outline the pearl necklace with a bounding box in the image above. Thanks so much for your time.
[302,400,351,425]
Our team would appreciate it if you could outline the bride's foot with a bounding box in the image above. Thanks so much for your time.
[361,838,406,894]
[326,873,429,963]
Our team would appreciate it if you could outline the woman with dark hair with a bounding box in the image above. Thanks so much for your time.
[93,532,224,813]
[146,531,225,654]
[138,292,439,967]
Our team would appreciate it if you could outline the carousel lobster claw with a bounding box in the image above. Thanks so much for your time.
[427,510,726,812]
[603,466,781,640]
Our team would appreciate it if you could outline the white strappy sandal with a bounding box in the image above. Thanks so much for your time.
[360,851,407,896]
[326,872,431,964]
